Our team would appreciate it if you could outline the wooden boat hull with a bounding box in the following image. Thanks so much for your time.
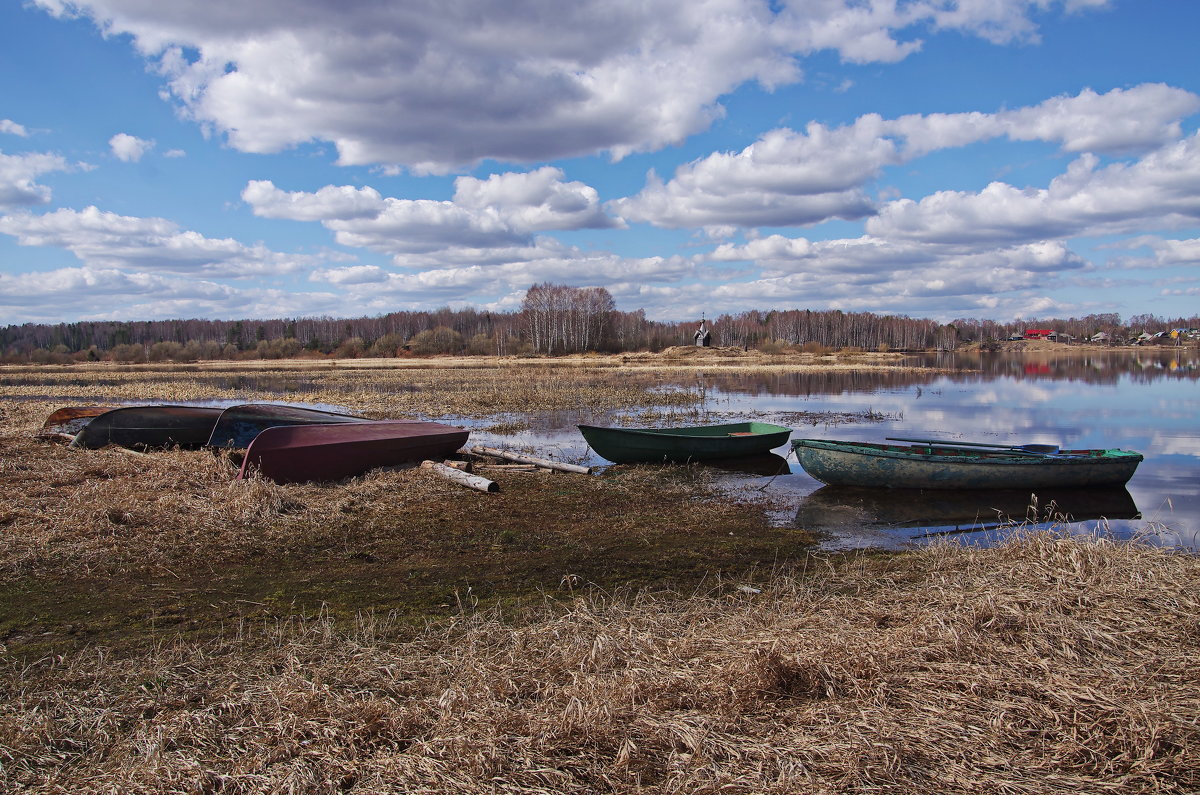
[579,422,792,464]
[41,406,116,429]
[792,439,1143,489]
[39,406,116,438]
[207,403,372,449]
[238,420,469,484]
[71,405,223,450]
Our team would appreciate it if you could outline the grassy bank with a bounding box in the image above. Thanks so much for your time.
[0,399,804,658]
[2,534,1196,793]
[2,361,1196,792]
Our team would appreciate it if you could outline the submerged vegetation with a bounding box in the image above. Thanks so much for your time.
[1,359,1196,792]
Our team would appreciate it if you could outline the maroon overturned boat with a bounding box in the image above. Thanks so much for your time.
[238,420,469,484]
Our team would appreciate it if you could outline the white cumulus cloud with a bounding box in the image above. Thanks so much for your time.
[32,0,1108,172]
[0,150,70,209]
[453,167,620,231]
[868,133,1200,244]
[1,120,29,137]
[0,206,319,277]
[243,168,620,261]
[109,132,155,162]
[243,181,385,222]
[616,84,1200,230]
[1103,236,1200,270]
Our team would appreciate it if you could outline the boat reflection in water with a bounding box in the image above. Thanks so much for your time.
[699,452,791,476]
[794,485,1140,549]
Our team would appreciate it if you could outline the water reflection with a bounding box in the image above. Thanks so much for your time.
[794,485,1140,550]
[618,352,1196,553]
[910,349,1199,383]
[4,351,1195,399]
[692,453,791,477]
[463,352,1199,552]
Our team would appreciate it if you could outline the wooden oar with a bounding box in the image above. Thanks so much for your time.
[886,436,1061,455]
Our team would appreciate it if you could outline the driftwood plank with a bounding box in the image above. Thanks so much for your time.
[469,445,592,474]
[421,460,499,492]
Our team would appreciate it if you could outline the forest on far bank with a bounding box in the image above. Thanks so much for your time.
[3,283,1197,365]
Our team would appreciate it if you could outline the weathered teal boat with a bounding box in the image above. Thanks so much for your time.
[792,438,1143,489]
[579,422,792,464]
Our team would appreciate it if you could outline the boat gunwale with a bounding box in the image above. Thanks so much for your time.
[578,421,792,439]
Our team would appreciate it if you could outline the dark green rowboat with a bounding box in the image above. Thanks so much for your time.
[792,438,1143,489]
[579,422,792,464]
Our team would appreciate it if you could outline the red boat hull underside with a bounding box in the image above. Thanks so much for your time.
[237,420,469,484]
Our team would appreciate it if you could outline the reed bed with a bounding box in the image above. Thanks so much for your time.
[0,348,936,418]
[2,533,1196,793]
[0,363,701,418]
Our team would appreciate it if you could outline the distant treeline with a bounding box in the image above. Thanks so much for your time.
[2,284,1196,364]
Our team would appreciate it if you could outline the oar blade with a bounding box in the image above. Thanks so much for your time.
[887,436,1060,455]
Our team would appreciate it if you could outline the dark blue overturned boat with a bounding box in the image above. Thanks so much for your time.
[70,405,224,450]
[207,403,372,449]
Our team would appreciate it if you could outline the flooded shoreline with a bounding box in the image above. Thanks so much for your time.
[5,349,1198,555]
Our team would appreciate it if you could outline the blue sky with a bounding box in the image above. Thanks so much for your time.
[1,0,1198,326]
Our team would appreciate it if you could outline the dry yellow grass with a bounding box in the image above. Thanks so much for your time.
[1,533,1196,793]
[0,362,704,418]
[0,399,792,580]
[2,360,1196,793]
[0,395,810,664]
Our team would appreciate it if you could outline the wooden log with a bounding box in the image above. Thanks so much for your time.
[469,445,593,474]
[421,460,498,492]
[35,431,78,444]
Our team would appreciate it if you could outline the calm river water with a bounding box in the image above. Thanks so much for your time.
[472,349,1200,552]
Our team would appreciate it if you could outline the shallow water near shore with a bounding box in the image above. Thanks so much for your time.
[464,349,1200,552]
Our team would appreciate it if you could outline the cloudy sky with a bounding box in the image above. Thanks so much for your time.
[1,0,1198,326]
